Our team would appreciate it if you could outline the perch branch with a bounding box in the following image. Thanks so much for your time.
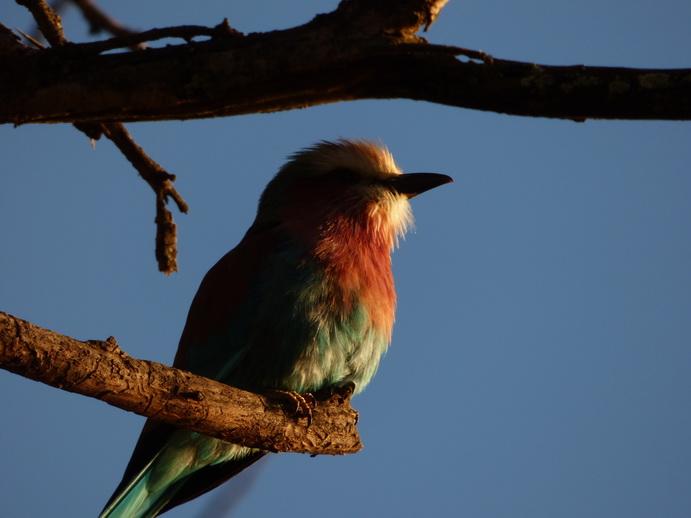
[0,312,362,455]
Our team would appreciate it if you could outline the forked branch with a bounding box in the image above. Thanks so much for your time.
[14,0,188,273]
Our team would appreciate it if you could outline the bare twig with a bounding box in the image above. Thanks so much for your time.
[99,123,189,274]
[0,312,362,455]
[27,0,68,43]
[0,23,37,54]
[68,0,147,51]
[62,20,242,55]
[17,0,189,274]
[15,28,46,49]
[15,0,67,46]
[70,0,137,37]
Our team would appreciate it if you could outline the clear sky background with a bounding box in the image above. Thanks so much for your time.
[2,1,690,517]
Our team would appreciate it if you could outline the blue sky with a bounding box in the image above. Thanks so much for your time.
[1,1,690,517]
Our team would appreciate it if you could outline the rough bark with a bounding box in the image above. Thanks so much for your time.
[0,312,362,456]
[2,0,689,125]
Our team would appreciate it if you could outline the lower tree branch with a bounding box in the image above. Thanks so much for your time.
[0,312,363,455]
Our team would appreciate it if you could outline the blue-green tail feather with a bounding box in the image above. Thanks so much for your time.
[100,428,265,517]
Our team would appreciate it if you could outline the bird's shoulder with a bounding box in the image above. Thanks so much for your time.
[173,223,286,369]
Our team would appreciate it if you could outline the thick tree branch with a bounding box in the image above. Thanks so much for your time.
[2,0,689,124]
[0,312,362,455]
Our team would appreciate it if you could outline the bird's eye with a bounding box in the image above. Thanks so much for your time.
[330,167,359,184]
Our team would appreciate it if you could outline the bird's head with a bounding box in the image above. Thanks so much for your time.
[252,139,452,249]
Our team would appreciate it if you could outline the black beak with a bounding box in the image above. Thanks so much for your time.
[385,172,453,198]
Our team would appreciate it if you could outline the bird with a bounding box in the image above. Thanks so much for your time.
[100,139,452,517]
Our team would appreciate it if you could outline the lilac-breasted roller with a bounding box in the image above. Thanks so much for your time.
[100,139,452,517]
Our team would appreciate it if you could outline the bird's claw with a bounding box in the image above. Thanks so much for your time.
[268,390,316,424]
[333,381,355,400]
[313,381,356,402]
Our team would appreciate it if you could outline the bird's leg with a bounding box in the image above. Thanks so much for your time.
[268,390,316,423]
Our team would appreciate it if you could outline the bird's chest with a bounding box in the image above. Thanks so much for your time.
[206,231,396,394]
[267,254,393,393]
[251,233,395,392]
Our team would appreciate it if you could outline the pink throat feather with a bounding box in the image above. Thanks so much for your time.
[312,203,399,336]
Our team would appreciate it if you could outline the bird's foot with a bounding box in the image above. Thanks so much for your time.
[268,390,316,423]
[333,381,356,400]
[313,381,356,402]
